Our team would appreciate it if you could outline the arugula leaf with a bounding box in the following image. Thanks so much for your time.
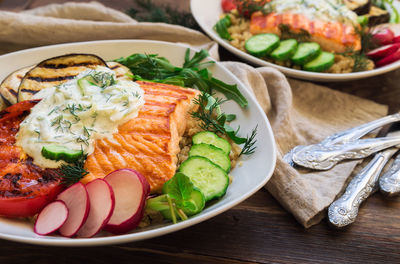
[208,78,248,108]
[214,15,232,41]
[116,48,248,107]
[183,49,211,69]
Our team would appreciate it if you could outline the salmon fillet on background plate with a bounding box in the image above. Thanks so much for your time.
[250,11,362,53]
[82,81,201,193]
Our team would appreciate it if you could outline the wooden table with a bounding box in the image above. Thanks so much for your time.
[0,1,400,263]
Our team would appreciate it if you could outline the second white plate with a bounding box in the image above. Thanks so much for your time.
[191,0,400,82]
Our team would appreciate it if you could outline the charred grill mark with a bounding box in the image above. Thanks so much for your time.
[3,173,22,188]
[0,94,11,106]
[19,89,38,95]
[8,88,18,96]
[0,109,9,119]
[17,75,24,80]
[40,62,100,69]
[27,75,76,83]
[110,65,120,70]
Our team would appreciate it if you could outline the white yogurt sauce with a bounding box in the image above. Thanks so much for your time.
[266,0,359,25]
[16,66,145,168]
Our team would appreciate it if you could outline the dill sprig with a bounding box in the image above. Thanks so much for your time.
[279,24,311,42]
[191,92,258,155]
[336,24,377,72]
[57,153,89,185]
[240,125,258,156]
[191,93,226,134]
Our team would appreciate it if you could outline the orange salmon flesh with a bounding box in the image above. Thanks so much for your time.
[82,81,201,193]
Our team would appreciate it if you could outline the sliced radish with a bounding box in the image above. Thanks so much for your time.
[394,36,400,43]
[57,182,90,237]
[373,28,395,45]
[104,169,150,234]
[367,43,400,59]
[376,47,400,67]
[34,200,68,236]
[76,179,115,238]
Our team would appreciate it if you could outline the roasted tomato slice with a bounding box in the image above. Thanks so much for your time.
[0,100,63,217]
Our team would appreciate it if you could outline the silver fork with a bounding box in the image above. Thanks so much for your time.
[283,113,400,167]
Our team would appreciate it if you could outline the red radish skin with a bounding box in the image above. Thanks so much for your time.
[367,43,400,59]
[57,182,90,237]
[104,169,150,234]
[373,28,395,45]
[76,179,115,238]
[394,36,400,43]
[376,47,400,67]
[34,200,68,236]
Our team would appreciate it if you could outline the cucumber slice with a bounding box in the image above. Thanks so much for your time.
[41,145,83,163]
[291,42,321,65]
[179,156,229,201]
[270,39,298,61]
[303,51,335,72]
[245,34,280,57]
[192,131,231,154]
[189,143,231,172]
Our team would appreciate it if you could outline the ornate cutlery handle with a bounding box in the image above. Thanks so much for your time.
[292,136,400,170]
[379,152,400,197]
[328,149,397,228]
[283,114,400,166]
[322,113,400,145]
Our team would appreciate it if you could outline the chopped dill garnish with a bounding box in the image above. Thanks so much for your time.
[57,153,89,185]
[50,115,63,127]
[48,106,60,116]
[89,71,116,88]
[76,135,90,146]
[34,128,41,140]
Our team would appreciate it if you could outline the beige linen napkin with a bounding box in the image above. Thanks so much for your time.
[0,2,388,227]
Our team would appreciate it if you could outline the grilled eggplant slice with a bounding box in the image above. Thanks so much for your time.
[106,61,133,81]
[344,0,371,15]
[17,54,107,102]
[0,66,33,106]
[367,6,390,26]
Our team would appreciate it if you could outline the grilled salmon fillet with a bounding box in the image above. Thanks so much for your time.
[82,81,201,193]
[250,11,361,53]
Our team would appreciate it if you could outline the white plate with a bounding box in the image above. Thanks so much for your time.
[191,0,400,82]
[0,40,276,246]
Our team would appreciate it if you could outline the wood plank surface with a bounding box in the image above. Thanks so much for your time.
[0,1,399,264]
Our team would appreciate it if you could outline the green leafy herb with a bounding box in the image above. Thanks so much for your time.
[127,0,200,30]
[337,24,377,72]
[214,15,232,40]
[116,49,248,107]
[146,173,205,224]
[279,24,311,42]
[56,153,89,185]
[239,125,258,156]
[191,92,257,155]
